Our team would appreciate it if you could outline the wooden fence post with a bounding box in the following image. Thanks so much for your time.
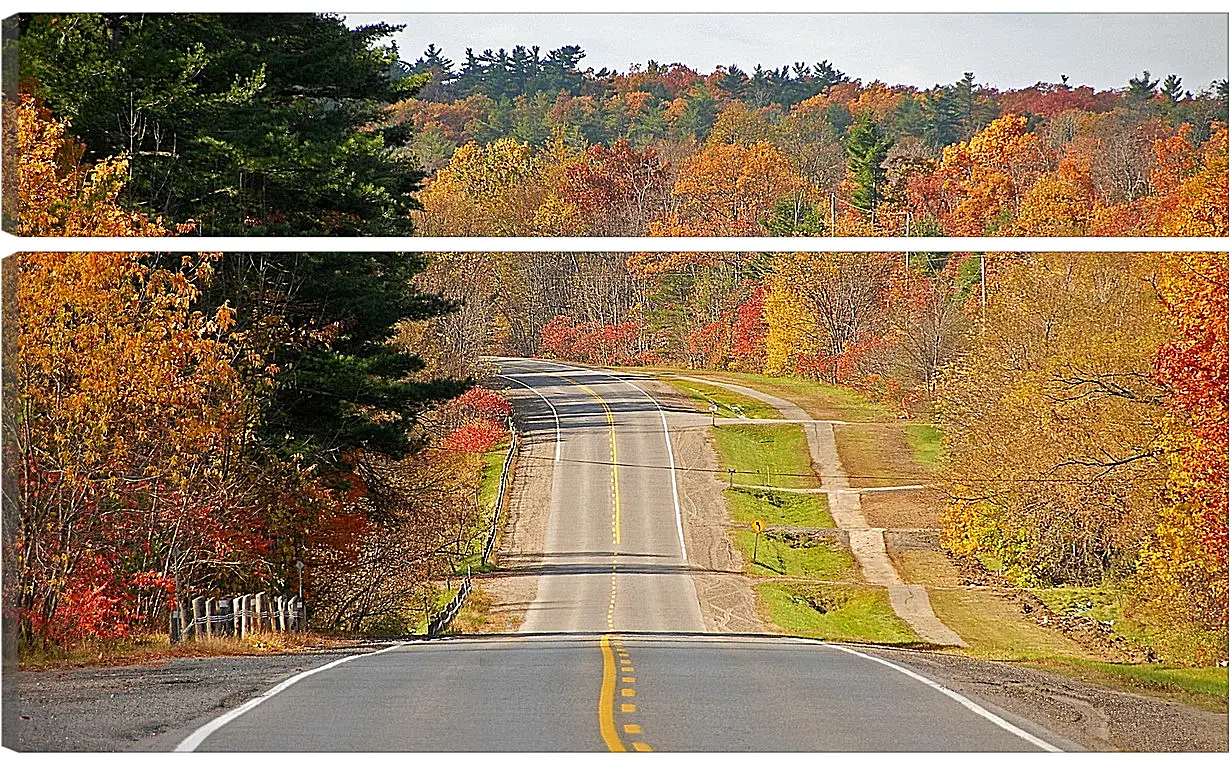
[255,592,266,632]
[204,598,215,637]
[191,597,205,640]
[169,607,181,644]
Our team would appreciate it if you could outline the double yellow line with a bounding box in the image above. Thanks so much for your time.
[559,375,651,753]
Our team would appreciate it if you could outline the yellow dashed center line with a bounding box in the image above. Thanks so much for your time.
[565,375,654,752]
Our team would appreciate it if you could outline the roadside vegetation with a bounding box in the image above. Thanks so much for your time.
[693,371,895,423]
[662,376,780,419]
[726,487,834,528]
[713,423,819,489]
[757,582,919,645]
[670,369,1229,706]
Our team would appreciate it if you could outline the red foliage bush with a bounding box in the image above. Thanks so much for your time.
[539,315,649,365]
[455,386,513,420]
[442,419,509,453]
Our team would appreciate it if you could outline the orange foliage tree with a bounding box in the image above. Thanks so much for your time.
[649,141,804,236]
[9,93,271,645]
[1136,248,1227,654]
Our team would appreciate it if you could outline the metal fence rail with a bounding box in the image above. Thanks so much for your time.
[482,423,518,565]
[426,568,472,637]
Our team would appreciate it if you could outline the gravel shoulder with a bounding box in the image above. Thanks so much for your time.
[6,646,382,752]
[470,385,556,633]
[869,646,1229,752]
[636,377,765,634]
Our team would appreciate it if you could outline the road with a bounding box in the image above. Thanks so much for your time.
[177,358,1072,752]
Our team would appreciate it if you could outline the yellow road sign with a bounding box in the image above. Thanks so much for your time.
[752,519,765,534]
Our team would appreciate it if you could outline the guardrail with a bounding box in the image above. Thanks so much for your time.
[426,567,472,637]
[170,591,305,643]
[481,423,518,565]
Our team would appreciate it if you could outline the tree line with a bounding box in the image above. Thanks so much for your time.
[410,80,1227,239]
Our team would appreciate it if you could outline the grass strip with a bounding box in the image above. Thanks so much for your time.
[664,378,780,419]
[732,530,853,579]
[726,487,834,528]
[713,423,819,489]
[904,423,943,469]
[757,581,919,644]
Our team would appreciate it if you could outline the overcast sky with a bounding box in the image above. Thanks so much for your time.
[347,13,1229,92]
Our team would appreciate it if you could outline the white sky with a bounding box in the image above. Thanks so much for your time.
[348,13,1229,92]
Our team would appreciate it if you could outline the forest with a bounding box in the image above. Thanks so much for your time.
[399,43,1227,237]
[5,13,1226,663]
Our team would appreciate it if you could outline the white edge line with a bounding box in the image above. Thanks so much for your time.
[797,638,1063,752]
[604,375,688,564]
[496,372,562,463]
[173,642,407,752]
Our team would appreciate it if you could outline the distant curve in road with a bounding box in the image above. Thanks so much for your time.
[177,359,1071,753]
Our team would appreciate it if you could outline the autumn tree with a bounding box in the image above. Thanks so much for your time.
[10,94,265,645]
[910,114,1050,235]
[1134,253,1228,659]
[939,253,1173,586]
[763,253,896,383]
[561,139,671,236]
[650,142,804,236]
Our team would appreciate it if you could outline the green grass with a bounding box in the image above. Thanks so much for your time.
[732,530,854,579]
[712,423,819,489]
[664,378,780,419]
[758,581,920,644]
[1066,660,1228,698]
[460,443,511,574]
[478,444,509,510]
[904,423,943,469]
[726,487,834,528]
[688,370,896,422]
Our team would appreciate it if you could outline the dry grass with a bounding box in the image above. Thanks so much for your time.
[860,489,944,529]
[889,550,965,587]
[655,369,894,423]
[835,423,933,488]
[19,631,359,670]
[449,585,522,635]
[926,588,1094,661]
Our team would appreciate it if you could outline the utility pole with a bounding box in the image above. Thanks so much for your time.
[980,253,988,334]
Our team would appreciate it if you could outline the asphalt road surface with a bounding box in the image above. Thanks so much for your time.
[178,358,1074,752]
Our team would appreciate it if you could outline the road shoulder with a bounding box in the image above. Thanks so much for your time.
[867,646,1229,752]
[8,648,372,752]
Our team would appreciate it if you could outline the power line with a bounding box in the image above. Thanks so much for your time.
[494,452,1167,486]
